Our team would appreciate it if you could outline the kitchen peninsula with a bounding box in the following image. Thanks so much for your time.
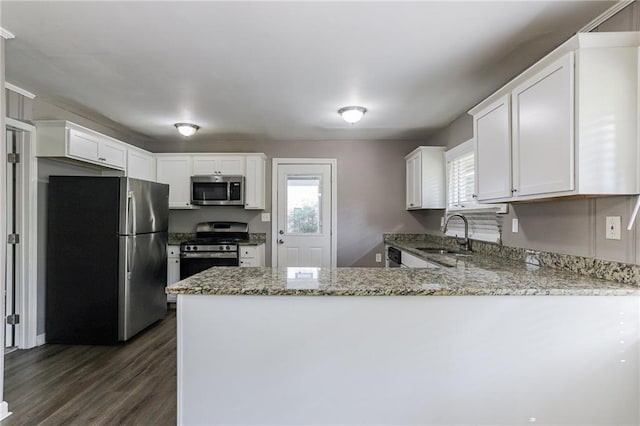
[168,252,639,426]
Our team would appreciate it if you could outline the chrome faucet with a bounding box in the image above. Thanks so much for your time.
[442,213,471,252]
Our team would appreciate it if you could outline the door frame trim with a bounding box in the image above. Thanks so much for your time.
[5,118,38,349]
[271,158,337,268]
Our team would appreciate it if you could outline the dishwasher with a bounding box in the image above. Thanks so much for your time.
[387,247,402,267]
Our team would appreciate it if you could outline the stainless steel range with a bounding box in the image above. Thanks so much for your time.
[180,222,249,279]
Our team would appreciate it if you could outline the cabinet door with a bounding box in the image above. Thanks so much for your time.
[192,155,245,175]
[99,138,127,170]
[512,52,574,197]
[156,156,193,208]
[127,149,155,181]
[167,258,180,285]
[474,95,512,201]
[68,129,100,162]
[218,156,245,175]
[406,153,421,209]
[192,157,218,175]
[245,155,265,209]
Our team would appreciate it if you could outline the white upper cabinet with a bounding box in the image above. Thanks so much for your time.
[127,148,156,181]
[156,155,196,209]
[37,121,127,170]
[192,155,245,176]
[512,53,574,197]
[473,95,512,201]
[405,146,445,210]
[469,32,640,203]
[156,153,266,210]
[244,154,266,209]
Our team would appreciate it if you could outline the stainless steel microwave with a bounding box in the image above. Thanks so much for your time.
[191,175,244,206]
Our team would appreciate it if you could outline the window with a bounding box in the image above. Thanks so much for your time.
[446,142,476,210]
[445,140,505,243]
[286,176,322,234]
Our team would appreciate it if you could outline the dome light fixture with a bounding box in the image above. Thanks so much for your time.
[338,106,367,124]
[174,122,200,137]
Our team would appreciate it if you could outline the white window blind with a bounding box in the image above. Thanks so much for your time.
[447,150,475,210]
[445,140,503,244]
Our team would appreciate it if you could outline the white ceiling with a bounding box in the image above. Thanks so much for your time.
[1,1,614,144]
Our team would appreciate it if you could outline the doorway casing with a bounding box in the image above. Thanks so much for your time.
[5,118,38,350]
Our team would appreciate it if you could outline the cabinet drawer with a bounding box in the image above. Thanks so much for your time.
[240,258,259,267]
[239,246,257,259]
[168,245,180,257]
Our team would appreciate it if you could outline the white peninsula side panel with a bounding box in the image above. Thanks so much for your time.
[177,295,639,426]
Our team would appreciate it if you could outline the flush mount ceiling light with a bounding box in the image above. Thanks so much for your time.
[174,123,200,137]
[338,106,367,124]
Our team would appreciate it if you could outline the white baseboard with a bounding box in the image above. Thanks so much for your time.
[0,401,12,420]
[36,333,46,346]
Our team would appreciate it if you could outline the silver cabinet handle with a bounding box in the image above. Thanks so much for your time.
[279,230,284,235]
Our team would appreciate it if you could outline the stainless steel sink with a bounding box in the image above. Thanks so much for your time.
[416,247,471,257]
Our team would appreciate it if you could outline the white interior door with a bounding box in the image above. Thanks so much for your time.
[275,163,333,267]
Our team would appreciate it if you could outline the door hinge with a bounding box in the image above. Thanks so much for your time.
[6,314,20,325]
[7,153,20,164]
[8,234,19,244]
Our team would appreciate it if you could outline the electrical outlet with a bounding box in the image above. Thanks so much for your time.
[512,218,519,233]
[261,213,271,222]
[606,216,621,240]
[375,253,382,263]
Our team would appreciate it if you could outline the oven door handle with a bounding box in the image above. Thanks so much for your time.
[180,252,238,259]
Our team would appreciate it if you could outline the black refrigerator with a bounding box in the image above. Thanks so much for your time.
[46,176,169,344]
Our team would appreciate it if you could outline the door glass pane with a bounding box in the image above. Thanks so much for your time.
[287,176,321,234]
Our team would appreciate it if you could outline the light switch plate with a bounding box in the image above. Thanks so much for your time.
[606,216,621,240]
[375,253,382,263]
[261,213,271,222]
[512,218,519,233]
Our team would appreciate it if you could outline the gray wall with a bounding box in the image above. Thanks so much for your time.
[159,139,441,266]
[421,2,640,265]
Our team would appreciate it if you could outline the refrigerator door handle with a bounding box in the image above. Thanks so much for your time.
[127,191,137,235]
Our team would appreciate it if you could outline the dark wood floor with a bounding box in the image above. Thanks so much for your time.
[2,310,176,426]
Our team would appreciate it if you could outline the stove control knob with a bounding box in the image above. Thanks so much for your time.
[219,246,224,251]
[225,245,230,250]
[193,246,198,251]
[185,246,191,251]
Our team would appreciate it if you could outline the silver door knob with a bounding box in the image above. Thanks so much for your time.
[278,239,284,244]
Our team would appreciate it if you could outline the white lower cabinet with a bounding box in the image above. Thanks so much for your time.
[470,32,640,203]
[400,251,439,268]
[239,244,265,267]
[167,245,180,303]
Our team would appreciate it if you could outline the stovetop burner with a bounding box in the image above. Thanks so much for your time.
[180,221,250,253]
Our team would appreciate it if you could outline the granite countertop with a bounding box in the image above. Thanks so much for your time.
[167,246,640,296]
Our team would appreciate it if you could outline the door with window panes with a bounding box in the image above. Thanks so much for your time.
[276,164,332,267]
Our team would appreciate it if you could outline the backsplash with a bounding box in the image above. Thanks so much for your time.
[384,233,640,285]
